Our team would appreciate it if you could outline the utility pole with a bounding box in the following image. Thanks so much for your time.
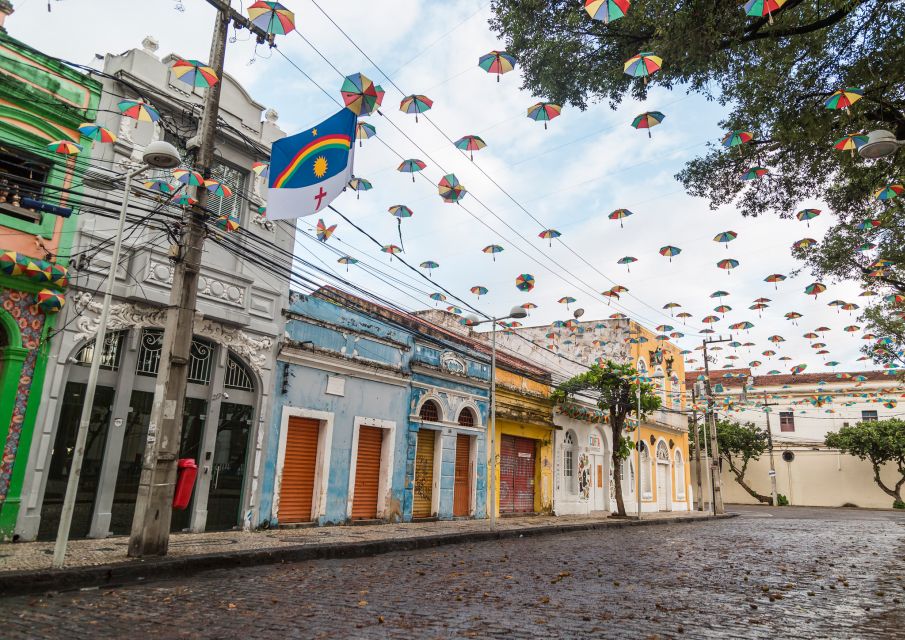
[762,390,778,507]
[129,1,273,557]
[701,335,731,515]
[690,387,704,512]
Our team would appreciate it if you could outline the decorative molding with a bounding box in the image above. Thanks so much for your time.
[146,260,245,307]
[439,350,467,376]
[71,292,272,373]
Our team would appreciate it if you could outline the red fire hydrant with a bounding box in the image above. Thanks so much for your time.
[173,458,198,510]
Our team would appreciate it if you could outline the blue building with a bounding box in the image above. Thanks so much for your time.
[259,288,492,526]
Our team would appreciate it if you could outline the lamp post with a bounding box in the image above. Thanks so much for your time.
[52,141,181,569]
[857,129,905,159]
[464,305,528,531]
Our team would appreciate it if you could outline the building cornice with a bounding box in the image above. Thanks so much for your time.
[280,344,409,388]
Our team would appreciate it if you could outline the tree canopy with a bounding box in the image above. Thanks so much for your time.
[691,418,772,504]
[825,418,905,506]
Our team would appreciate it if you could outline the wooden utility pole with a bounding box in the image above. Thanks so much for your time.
[701,335,731,515]
[690,387,704,511]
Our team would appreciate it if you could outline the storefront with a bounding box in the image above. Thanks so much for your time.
[553,402,612,515]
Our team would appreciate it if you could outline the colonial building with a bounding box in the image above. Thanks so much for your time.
[14,37,290,540]
[0,5,101,539]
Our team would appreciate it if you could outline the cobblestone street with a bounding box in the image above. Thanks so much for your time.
[2,506,903,639]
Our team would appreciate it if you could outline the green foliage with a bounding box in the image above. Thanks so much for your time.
[615,435,635,461]
[893,500,904,510]
[777,494,790,507]
[691,418,772,503]
[826,419,905,505]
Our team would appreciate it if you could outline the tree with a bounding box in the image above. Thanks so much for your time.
[825,419,905,508]
[691,419,772,504]
[552,361,661,516]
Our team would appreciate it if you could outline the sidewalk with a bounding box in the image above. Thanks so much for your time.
[0,511,733,596]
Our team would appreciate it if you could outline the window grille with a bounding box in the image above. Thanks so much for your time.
[457,408,474,427]
[0,145,51,224]
[136,329,213,384]
[861,410,878,422]
[224,352,254,391]
[419,400,440,422]
[187,338,213,384]
[76,331,125,370]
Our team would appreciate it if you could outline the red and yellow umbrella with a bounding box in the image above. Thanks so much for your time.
[247,1,295,35]
[46,140,82,155]
[172,58,219,88]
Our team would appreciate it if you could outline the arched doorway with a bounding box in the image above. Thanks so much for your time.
[656,440,671,511]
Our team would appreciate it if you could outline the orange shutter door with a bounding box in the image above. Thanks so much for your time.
[351,426,383,519]
[453,434,471,517]
[278,418,319,524]
[413,428,435,518]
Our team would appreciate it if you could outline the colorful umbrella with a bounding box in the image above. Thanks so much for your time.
[856,219,882,231]
[713,231,737,248]
[585,0,631,23]
[765,273,787,289]
[744,0,787,24]
[36,289,65,314]
[793,237,817,250]
[617,256,637,272]
[608,208,634,228]
[348,177,372,199]
[470,286,489,299]
[623,52,662,83]
[171,58,219,88]
[419,260,439,276]
[521,303,538,310]
[215,215,240,233]
[381,244,402,260]
[791,364,807,375]
[337,256,358,271]
[539,229,561,247]
[170,194,197,207]
[398,159,427,182]
[702,315,720,324]
[204,179,233,198]
[516,273,535,292]
[717,258,739,274]
[144,179,175,195]
[768,335,786,343]
[602,290,620,303]
[659,245,681,262]
[46,140,82,155]
[710,290,730,299]
[438,174,466,203]
[482,244,504,261]
[558,296,577,309]
[388,205,413,219]
[721,130,753,148]
[247,1,295,35]
[824,87,864,111]
[118,99,159,123]
[874,184,903,201]
[844,325,861,333]
[454,134,487,161]
[430,293,447,303]
[400,94,433,122]
[251,161,270,179]
[356,122,377,146]
[784,311,802,323]
[478,50,516,82]
[833,132,869,156]
[663,302,681,315]
[631,111,665,138]
[316,218,337,242]
[795,209,821,226]
[77,123,117,144]
[527,102,562,130]
[173,168,204,186]
[714,305,732,315]
[805,282,827,297]
[730,321,754,331]
[341,73,379,117]
[741,166,769,181]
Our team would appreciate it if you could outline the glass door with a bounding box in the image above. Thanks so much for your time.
[169,397,208,532]
[205,403,252,531]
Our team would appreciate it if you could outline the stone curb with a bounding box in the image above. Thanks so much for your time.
[0,513,737,598]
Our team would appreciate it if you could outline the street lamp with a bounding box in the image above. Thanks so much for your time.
[464,305,528,530]
[52,141,180,568]
[858,129,905,159]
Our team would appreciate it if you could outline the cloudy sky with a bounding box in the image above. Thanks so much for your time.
[10,0,872,376]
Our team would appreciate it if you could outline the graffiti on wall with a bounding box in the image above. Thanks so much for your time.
[577,453,590,501]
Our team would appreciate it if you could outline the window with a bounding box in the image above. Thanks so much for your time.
[861,410,878,422]
[563,431,575,486]
[208,161,247,222]
[419,399,440,422]
[0,145,51,224]
[76,331,126,370]
[779,411,795,432]
[224,352,254,391]
[135,329,214,384]
[457,408,475,427]
[674,450,685,499]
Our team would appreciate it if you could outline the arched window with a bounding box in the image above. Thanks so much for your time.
[656,440,670,462]
[639,441,652,498]
[563,430,576,493]
[623,458,635,496]
[457,408,475,427]
[225,352,255,391]
[76,330,126,370]
[674,450,686,499]
[419,399,440,422]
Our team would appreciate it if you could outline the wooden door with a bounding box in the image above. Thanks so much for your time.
[412,428,435,518]
[453,434,471,517]
[278,417,319,524]
[513,436,536,513]
[351,426,383,519]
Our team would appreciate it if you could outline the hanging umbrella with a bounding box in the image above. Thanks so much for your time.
[356,122,376,147]
[47,140,82,155]
[419,260,439,276]
[341,73,379,116]
[749,360,763,367]
[765,273,787,289]
[663,302,681,315]
[844,325,861,333]
[118,99,160,123]
[558,296,577,309]
[768,335,786,344]
[803,332,819,340]
[215,215,240,233]
[398,159,427,182]
[144,179,176,195]
[348,177,372,199]
[762,350,776,357]
[316,218,337,242]
[655,324,674,332]
[713,231,738,248]
[730,321,755,331]
[711,290,730,299]
[388,205,413,250]
[470,286,489,299]
[526,102,562,129]
[791,364,807,375]
[754,297,771,303]
[602,290,620,303]
[617,256,637,272]
[721,130,753,148]
[824,87,864,111]
[886,293,905,304]
[438,174,466,203]
[784,311,802,323]
[623,52,662,84]
[248,1,295,35]
[796,209,821,226]
[204,179,233,198]
[585,0,631,23]
[833,132,869,156]
[714,305,732,315]
[702,315,720,324]
[482,244,504,261]
[447,306,463,315]
[515,273,535,292]
[478,50,516,82]
[454,134,487,161]
[173,168,204,186]
[430,293,448,304]
[631,111,665,138]
[743,0,787,24]
[521,303,538,310]
[381,244,402,260]
[171,58,219,88]
[608,208,634,228]
[874,184,903,201]
[659,245,681,262]
[400,94,433,122]
[741,166,769,181]
[77,123,117,144]
[717,258,739,274]
[804,282,827,297]
[793,237,817,250]
[539,229,561,247]
[841,302,859,313]
[373,85,386,111]
[750,302,768,316]
[170,194,197,207]
[251,161,270,179]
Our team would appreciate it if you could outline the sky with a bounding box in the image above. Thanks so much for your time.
[8,0,876,378]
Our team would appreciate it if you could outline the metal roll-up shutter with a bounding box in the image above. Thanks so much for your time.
[352,426,383,519]
[513,436,536,513]
[453,434,471,517]
[413,428,436,518]
[499,434,517,514]
[278,418,319,523]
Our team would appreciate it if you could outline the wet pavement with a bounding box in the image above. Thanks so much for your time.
[1,505,903,639]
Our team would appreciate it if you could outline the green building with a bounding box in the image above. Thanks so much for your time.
[0,1,101,539]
